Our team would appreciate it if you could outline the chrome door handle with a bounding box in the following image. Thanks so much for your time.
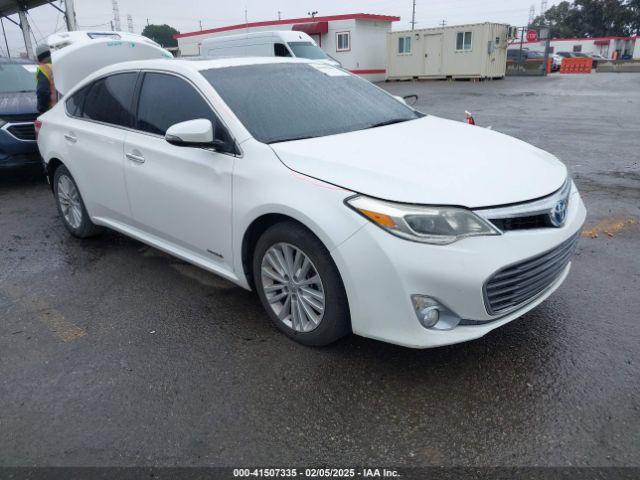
[64,133,77,143]
[125,152,145,164]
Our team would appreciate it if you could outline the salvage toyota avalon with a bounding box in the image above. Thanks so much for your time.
[37,57,586,348]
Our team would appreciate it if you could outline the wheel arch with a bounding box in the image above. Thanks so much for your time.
[240,210,341,290]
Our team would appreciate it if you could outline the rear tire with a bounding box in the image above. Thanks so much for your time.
[253,221,351,346]
[53,165,102,238]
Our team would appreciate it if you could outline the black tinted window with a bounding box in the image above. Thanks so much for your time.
[274,43,290,57]
[202,63,422,144]
[65,86,88,117]
[136,73,230,146]
[82,73,137,127]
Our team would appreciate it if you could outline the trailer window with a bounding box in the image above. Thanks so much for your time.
[456,31,473,51]
[398,36,412,54]
[336,32,350,52]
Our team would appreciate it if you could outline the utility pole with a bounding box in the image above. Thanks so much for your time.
[440,20,446,28]
[1,17,10,58]
[146,18,149,26]
[410,0,416,30]
[112,0,121,31]
[528,5,535,25]
[17,6,35,60]
[199,20,202,30]
[127,14,134,33]
[540,0,548,15]
[63,0,78,31]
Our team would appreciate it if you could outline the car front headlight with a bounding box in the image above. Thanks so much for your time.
[346,195,501,245]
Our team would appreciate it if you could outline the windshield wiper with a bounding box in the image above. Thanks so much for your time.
[269,135,318,144]
[366,118,411,129]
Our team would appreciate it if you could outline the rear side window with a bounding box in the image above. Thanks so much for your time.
[65,86,88,117]
[82,73,137,127]
[135,72,230,146]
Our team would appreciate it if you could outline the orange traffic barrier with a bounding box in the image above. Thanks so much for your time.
[560,57,593,74]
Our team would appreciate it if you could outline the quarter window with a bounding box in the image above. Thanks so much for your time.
[82,73,137,127]
[456,31,473,51]
[336,32,350,52]
[65,85,89,117]
[398,36,412,54]
[135,72,231,147]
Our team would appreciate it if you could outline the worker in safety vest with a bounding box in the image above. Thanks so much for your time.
[35,44,57,113]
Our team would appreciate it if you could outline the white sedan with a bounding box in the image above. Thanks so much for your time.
[36,57,586,348]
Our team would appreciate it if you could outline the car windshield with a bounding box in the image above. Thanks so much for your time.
[287,41,328,60]
[202,63,423,144]
[0,62,37,93]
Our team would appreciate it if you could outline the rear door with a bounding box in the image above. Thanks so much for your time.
[122,72,236,268]
[62,72,138,221]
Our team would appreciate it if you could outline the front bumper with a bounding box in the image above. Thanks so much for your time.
[331,188,587,348]
[0,123,41,170]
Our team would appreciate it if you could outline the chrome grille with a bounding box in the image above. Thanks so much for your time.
[6,123,36,141]
[484,233,580,316]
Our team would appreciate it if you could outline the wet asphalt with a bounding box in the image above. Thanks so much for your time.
[0,73,638,468]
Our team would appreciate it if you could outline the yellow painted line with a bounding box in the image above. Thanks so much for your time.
[582,217,638,239]
[0,285,87,342]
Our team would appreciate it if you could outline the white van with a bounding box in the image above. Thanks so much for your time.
[200,30,340,66]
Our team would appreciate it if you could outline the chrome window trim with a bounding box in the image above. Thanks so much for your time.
[473,177,572,221]
[1,121,36,143]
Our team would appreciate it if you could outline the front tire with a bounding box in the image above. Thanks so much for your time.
[253,221,350,346]
[53,165,102,238]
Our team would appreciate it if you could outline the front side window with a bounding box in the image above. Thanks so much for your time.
[336,32,350,52]
[135,72,231,147]
[398,36,412,54]
[456,31,473,51]
[287,41,328,60]
[82,72,137,127]
[274,43,291,57]
[202,63,422,144]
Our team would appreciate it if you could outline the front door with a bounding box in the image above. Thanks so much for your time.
[423,34,443,76]
[123,72,235,269]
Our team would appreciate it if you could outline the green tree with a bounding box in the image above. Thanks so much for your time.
[141,24,180,48]
[531,0,635,37]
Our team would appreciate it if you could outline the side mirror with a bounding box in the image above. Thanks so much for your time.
[402,94,418,106]
[165,119,225,149]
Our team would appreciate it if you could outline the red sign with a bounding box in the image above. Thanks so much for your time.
[526,29,538,42]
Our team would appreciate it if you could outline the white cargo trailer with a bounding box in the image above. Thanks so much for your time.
[387,23,509,80]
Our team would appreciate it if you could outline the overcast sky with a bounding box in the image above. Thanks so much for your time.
[1,0,563,56]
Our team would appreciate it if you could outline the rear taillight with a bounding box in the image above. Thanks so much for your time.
[34,119,42,139]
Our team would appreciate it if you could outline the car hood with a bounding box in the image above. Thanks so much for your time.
[270,115,567,208]
[0,91,38,120]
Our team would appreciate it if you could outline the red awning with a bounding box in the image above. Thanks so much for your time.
[292,22,329,35]
[594,39,610,45]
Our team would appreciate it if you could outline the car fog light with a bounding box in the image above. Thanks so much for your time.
[411,295,461,331]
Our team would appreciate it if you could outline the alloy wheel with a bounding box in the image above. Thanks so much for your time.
[57,174,83,230]
[260,242,325,333]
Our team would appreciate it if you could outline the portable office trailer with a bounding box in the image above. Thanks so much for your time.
[387,23,509,80]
